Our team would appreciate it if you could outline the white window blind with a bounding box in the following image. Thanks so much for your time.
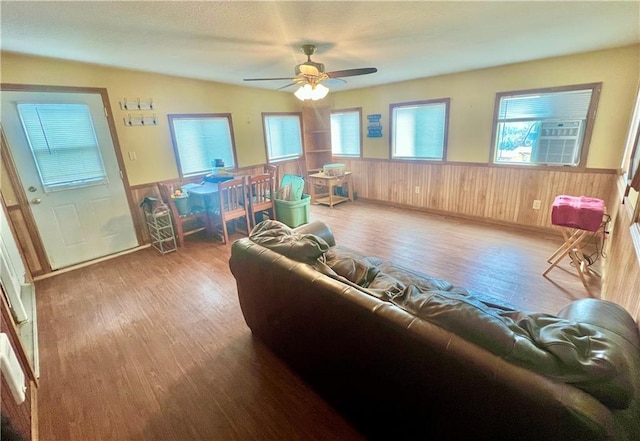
[169,116,235,176]
[498,90,593,121]
[263,115,303,162]
[17,103,108,192]
[331,110,361,157]
[392,101,448,160]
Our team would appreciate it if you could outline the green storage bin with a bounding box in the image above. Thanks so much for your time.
[275,194,310,228]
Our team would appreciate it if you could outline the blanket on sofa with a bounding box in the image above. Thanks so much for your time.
[249,220,636,411]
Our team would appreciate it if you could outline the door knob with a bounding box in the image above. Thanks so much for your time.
[31,198,41,205]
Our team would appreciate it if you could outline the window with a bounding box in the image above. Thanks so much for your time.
[491,83,601,167]
[168,114,237,178]
[390,99,449,161]
[330,108,362,157]
[17,103,108,192]
[262,113,303,162]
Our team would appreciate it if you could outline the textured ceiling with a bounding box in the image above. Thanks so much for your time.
[1,1,639,93]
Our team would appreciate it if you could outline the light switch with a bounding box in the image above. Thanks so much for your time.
[128,151,137,161]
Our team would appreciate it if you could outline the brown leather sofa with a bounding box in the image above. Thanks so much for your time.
[229,221,640,440]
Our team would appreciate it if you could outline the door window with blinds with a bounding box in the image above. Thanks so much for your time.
[168,114,237,178]
[262,113,303,162]
[331,108,362,157]
[390,99,450,161]
[491,83,601,167]
[17,103,108,192]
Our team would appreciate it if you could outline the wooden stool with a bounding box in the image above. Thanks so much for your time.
[543,195,605,288]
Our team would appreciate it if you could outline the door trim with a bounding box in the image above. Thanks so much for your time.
[1,127,50,274]
[0,83,143,275]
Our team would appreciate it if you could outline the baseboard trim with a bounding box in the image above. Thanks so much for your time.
[32,245,150,281]
[357,197,564,239]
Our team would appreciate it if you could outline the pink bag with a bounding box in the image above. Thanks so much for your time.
[551,195,604,232]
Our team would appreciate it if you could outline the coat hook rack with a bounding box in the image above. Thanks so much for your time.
[120,97,154,111]
[123,113,158,127]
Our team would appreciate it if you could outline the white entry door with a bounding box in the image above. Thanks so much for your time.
[1,91,138,270]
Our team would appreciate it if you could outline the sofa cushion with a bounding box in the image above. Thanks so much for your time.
[249,220,329,263]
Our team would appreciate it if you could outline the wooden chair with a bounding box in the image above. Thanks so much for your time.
[248,174,276,228]
[214,177,252,244]
[157,183,209,247]
[264,164,279,191]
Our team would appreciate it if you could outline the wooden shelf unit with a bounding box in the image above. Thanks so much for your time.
[302,105,333,175]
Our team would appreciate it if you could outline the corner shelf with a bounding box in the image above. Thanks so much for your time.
[302,105,333,176]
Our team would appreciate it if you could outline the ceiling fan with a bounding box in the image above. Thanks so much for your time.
[243,44,377,100]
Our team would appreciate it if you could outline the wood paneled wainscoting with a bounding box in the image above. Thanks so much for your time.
[601,178,640,324]
[339,159,617,231]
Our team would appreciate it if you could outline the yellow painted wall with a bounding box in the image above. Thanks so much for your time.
[0,52,299,185]
[329,45,640,168]
[2,45,638,187]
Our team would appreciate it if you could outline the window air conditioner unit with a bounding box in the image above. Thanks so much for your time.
[534,120,583,165]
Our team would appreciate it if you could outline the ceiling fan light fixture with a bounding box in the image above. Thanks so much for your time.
[312,83,329,100]
[294,83,329,101]
[294,84,312,100]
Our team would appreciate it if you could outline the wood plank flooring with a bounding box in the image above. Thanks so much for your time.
[33,200,599,441]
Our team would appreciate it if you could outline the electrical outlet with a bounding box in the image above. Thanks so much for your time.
[415,186,420,194]
[532,199,542,210]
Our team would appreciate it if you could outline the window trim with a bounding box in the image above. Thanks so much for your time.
[167,113,238,179]
[489,82,602,169]
[330,107,363,158]
[389,98,450,162]
[629,124,640,192]
[261,112,304,164]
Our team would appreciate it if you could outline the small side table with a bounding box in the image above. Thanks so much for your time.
[308,172,354,208]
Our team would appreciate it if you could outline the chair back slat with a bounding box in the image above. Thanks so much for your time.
[264,164,279,190]
[248,174,276,228]
[219,178,247,218]
[215,177,251,244]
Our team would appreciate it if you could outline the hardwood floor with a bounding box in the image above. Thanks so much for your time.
[34,200,598,441]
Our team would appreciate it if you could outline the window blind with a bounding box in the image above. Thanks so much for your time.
[17,103,108,192]
[331,111,360,157]
[392,103,447,160]
[264,115,303,161]
[171,117,235,176]
[498,89,593,121]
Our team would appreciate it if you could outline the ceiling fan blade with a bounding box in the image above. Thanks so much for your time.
[324,78,347,87]
[326,67,378,78]
[243,77,296,81]
[277,82,301,90]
